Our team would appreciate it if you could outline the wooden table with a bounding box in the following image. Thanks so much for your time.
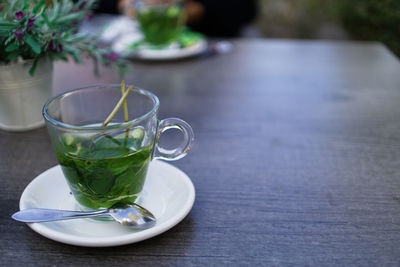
[2,39,400,266]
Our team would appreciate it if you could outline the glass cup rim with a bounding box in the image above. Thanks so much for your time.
[43,84,160,131]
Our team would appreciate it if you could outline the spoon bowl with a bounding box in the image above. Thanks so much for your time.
[109,203,156,229]
[12,203,156,229]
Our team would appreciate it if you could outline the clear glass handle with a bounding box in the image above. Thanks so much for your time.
[154,118,194,161]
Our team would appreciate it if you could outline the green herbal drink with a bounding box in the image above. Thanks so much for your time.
[137,5,183,45]
[55,129,153,210]
[43,84,193,212]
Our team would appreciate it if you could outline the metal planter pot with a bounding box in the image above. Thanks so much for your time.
[0,59,53,131]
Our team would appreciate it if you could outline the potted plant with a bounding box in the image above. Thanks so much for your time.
[0,0,126,131]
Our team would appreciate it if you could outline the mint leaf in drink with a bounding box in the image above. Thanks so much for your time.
[58,139,153,209]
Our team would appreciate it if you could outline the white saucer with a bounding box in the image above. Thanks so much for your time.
[112,34,207,60]
[19,160,195,247]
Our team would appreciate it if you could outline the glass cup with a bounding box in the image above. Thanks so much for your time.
[43,84,193,210]
[130,0,184,46]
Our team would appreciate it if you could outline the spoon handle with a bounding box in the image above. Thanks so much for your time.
[12,208,109,223]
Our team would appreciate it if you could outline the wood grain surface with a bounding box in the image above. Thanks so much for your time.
[2,39,400,266]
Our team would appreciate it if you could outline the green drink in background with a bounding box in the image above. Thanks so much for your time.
[137,5,183,46]
[56,129,152,210]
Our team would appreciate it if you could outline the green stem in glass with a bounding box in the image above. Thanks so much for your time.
[121,81,130,122]
[102,86,132,126]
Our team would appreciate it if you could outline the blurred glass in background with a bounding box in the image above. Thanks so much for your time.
[93,0,257,37]
[90,0,399,56]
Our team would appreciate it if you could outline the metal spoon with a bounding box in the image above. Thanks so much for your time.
[12,203,156,229]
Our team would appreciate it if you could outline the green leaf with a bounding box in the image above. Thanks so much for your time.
[0,21,16,26]
[49,0,60,22]
[5,43,18,52]
[64,46,82,63]
[56,54,69,62]
[0,22,16,30]
[41,14,53,30]
[4,35,15,46]
[33,0,46,14]
[29,57,39,76]
[61,32,69,39]
[54,13,85,24]
[9,0,17,12]
[25,34,41,54]
[6,52,18,61]
[93,57,99,76]
[22,0,28,10]
[67,33,88,43]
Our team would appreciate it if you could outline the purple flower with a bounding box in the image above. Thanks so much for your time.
[49,41,56,52]
[27,17,35,28]
[79,0,88,9]
[15,11,24,20]
[73,0,88,12]
[48,41,63,53]
[103,52,119,62]
[85,11,93,21]
[14,28,24,43]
